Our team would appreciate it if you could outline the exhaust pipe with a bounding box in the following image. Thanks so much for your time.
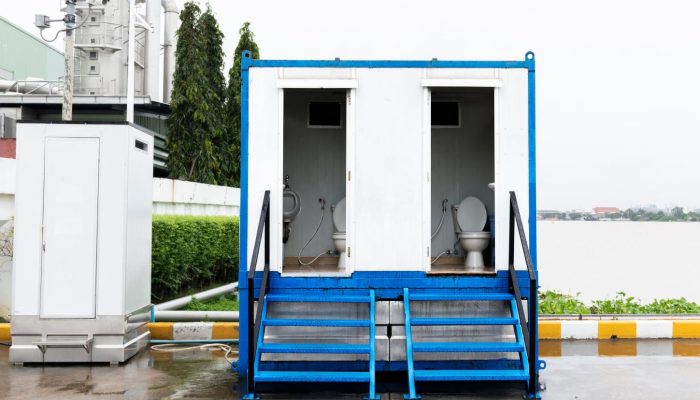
[162,0,179,103]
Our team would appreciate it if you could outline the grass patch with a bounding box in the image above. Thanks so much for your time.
[539,290,700,314]
[183,295,239,311]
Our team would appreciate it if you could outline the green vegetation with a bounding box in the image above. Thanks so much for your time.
[184,295,239,311]
[622,207,700,222]
[539,291,700,314]
[151,215,238,301]
[223,22,260,187]
[167,2,220,184]
[539,290,590,314]
[167,1,259,187]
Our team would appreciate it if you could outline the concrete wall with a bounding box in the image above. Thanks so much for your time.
[152,178,240,216]
[0,158,240,219]
[430,88,494,257]
[283,90,346,258]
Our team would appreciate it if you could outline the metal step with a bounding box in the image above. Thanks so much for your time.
[411,317,518,326]
[266,294,372,303]
[409,293,514,301]
[263,318,370,327]
[259,342,371,354]
[414,369,529,381]
[412,341,525,353]
[255,370,371,383]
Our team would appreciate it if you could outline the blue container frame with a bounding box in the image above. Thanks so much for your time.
[236,50,538,382]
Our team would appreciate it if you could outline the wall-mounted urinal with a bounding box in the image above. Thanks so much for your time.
[282,175,301,243]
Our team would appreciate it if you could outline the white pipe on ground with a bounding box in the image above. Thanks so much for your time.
[155,282,238,311]
[153,310,239,322]
[145,0,161,102]
[162,0,179,103]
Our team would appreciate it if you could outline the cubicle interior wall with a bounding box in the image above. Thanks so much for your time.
[282,89,347,270]
[429,87,495,265]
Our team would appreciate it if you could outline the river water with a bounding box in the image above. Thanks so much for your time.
[538,221,700,303]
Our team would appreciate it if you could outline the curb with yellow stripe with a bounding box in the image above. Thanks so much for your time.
[148,322,239,341]
[539,320,700,340]
[2,320,699,342]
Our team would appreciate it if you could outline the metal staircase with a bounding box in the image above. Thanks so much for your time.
[247,291,379,399]
[402,288,529,399]
[242,190,541,399]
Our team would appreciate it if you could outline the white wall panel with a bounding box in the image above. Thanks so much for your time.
[494,69,529,269]
[248,69,282,271]
[354,69,425,270]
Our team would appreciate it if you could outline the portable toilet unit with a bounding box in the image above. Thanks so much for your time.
[10,122,154,364]
[239,51,541,399]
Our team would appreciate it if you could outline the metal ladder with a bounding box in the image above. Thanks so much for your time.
[247,289,380,400]
[402,288,529,400]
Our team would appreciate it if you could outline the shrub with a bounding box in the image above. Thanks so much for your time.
[152,215,239,300]
[184,295,239,312]
[539,290,700,315]
[539,290,590,314]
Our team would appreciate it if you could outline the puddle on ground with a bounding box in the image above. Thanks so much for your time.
[540,339,700,357]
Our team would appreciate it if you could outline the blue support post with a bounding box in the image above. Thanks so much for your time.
[403,288,421,400]
[364,289,380,400]
[238,48,252,386]
[525,51,541,399]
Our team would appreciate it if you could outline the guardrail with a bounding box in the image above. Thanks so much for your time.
[507,190,539,396]
[246,190,270,394]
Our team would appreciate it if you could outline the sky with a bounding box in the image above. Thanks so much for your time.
[4,0,700,210]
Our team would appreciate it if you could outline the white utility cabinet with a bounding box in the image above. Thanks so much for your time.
[10,122,154,364]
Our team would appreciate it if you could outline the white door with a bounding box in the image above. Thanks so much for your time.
[40,137,100,319]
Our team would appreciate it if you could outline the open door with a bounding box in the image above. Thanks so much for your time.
[423,85,497,273]
[280,88,355,275]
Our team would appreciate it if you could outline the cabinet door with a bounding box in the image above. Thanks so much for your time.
[40,137,100,319]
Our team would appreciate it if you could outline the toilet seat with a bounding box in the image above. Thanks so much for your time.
[456,197,487,232]
[333,198,346,233]
[458,231,490,239]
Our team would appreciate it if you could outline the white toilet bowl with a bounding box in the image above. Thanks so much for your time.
[332,232,346,269]
[452,196,490,268]
[332,198,347,269]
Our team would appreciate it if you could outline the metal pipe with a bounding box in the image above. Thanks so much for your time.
[126,0,136,122]
[161,0,179,103]
[154,282,238,311]
[150,339,239,344]
[152,310,239,322]
[145,0,161,101]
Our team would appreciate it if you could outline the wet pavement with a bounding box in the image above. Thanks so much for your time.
[1,340,700,399]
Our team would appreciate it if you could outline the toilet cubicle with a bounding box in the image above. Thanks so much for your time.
[245,58,533,275]
[238,53,539,386]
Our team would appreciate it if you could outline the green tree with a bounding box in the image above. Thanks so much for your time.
[222,22,260,187]
[166,1,220,184]
[199,5,226,182]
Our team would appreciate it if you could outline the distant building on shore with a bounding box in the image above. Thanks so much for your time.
[592,207,621,218]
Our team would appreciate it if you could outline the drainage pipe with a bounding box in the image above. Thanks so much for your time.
[152,310,239,322]
[154,282,238,311]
